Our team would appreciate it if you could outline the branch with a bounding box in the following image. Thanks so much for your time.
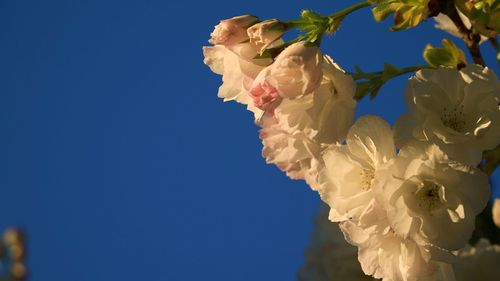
[443,6,485,66]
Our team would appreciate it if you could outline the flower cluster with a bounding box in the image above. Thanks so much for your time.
[203,15,500,281]
[299,205,500,281]
[203,15,356,190]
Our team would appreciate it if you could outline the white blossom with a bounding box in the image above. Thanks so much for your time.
[249,42,323,110]
[319,115,395,222]
[395,65,500,165]
[339,201,455,281]
[203,43,272,119]
[259,56,356,190]
[374,143,490,250]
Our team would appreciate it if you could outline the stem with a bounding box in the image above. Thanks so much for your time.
[444,7,485,66]
[386,65,433,76]
[352,65,432,80]
[351,64,433,100]
[328,1,371,19]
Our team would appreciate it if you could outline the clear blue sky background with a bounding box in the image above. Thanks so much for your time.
[0,1,498,281]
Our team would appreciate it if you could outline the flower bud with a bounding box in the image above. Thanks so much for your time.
[249,72,282,111]
[247,19,284,54]
[493,199,500,228]
[209,15,259,46]
[268,42,323,99]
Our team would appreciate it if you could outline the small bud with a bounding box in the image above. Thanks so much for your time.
[493,199,500,228]
[247,19,285,54]
[301,10,323,21]
[209,15,259,46]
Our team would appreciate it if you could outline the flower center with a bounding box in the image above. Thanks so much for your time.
[360,168,375,191]
[415,181,442,212]
[441,105,466,132]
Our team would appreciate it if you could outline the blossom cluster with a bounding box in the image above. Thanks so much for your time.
[300,204,500,281]
[203,15,500,281]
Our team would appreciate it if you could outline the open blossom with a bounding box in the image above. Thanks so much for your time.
[247,19,284,54]
[298,204,373,281]
[319,115,396,222]
[374,143,490,250]
[259,55,356,190]
[394,65,500,165]
[260,120,322,189]
[453,239,500,281]
[203,42,273,119]
[339,201,455,281]
[209,15,259,46]
[249,42,323,109]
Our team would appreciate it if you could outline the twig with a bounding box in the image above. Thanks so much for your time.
[444,7,485,66]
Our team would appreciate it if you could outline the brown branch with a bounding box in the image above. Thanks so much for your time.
[443,7,485,66]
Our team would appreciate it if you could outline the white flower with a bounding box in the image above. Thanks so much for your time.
[319,115,395,222]
[493,199,500,228]
[209,15,259,46]
[249,42,323,109]
[453,239,500,281]
[298,204,373,281]
[247,19,284,55]
[339,203,455,281]
[259,56,356,190]
[202,43,273,119]
[259,120,322,190]
[374,143,490,250]
[395,65,500,165]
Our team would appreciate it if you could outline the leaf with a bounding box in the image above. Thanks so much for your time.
[455,0,500,37]
[423,39,467,67]
[354,82,372,100]
[381,63,401,80]
[370,0,431,31]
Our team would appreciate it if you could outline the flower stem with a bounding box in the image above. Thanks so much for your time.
[284,1,372,46]
[352,64,433,100]
[352,65,433,80]
[328,1,371,19]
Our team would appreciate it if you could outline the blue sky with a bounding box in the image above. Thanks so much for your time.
[0,1,498,280]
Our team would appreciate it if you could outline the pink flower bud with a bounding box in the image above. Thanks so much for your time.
[209,15,259,46]
[249,74,282,111]
[270,42,323,99]
[247,19,284,54]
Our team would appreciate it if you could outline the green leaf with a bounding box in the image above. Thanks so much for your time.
[354,82,372,100]
[423,39,467,67]
[301,10,323,22]
[381,63,401,80]
[370,0,431,31]
[455,0,500,37]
